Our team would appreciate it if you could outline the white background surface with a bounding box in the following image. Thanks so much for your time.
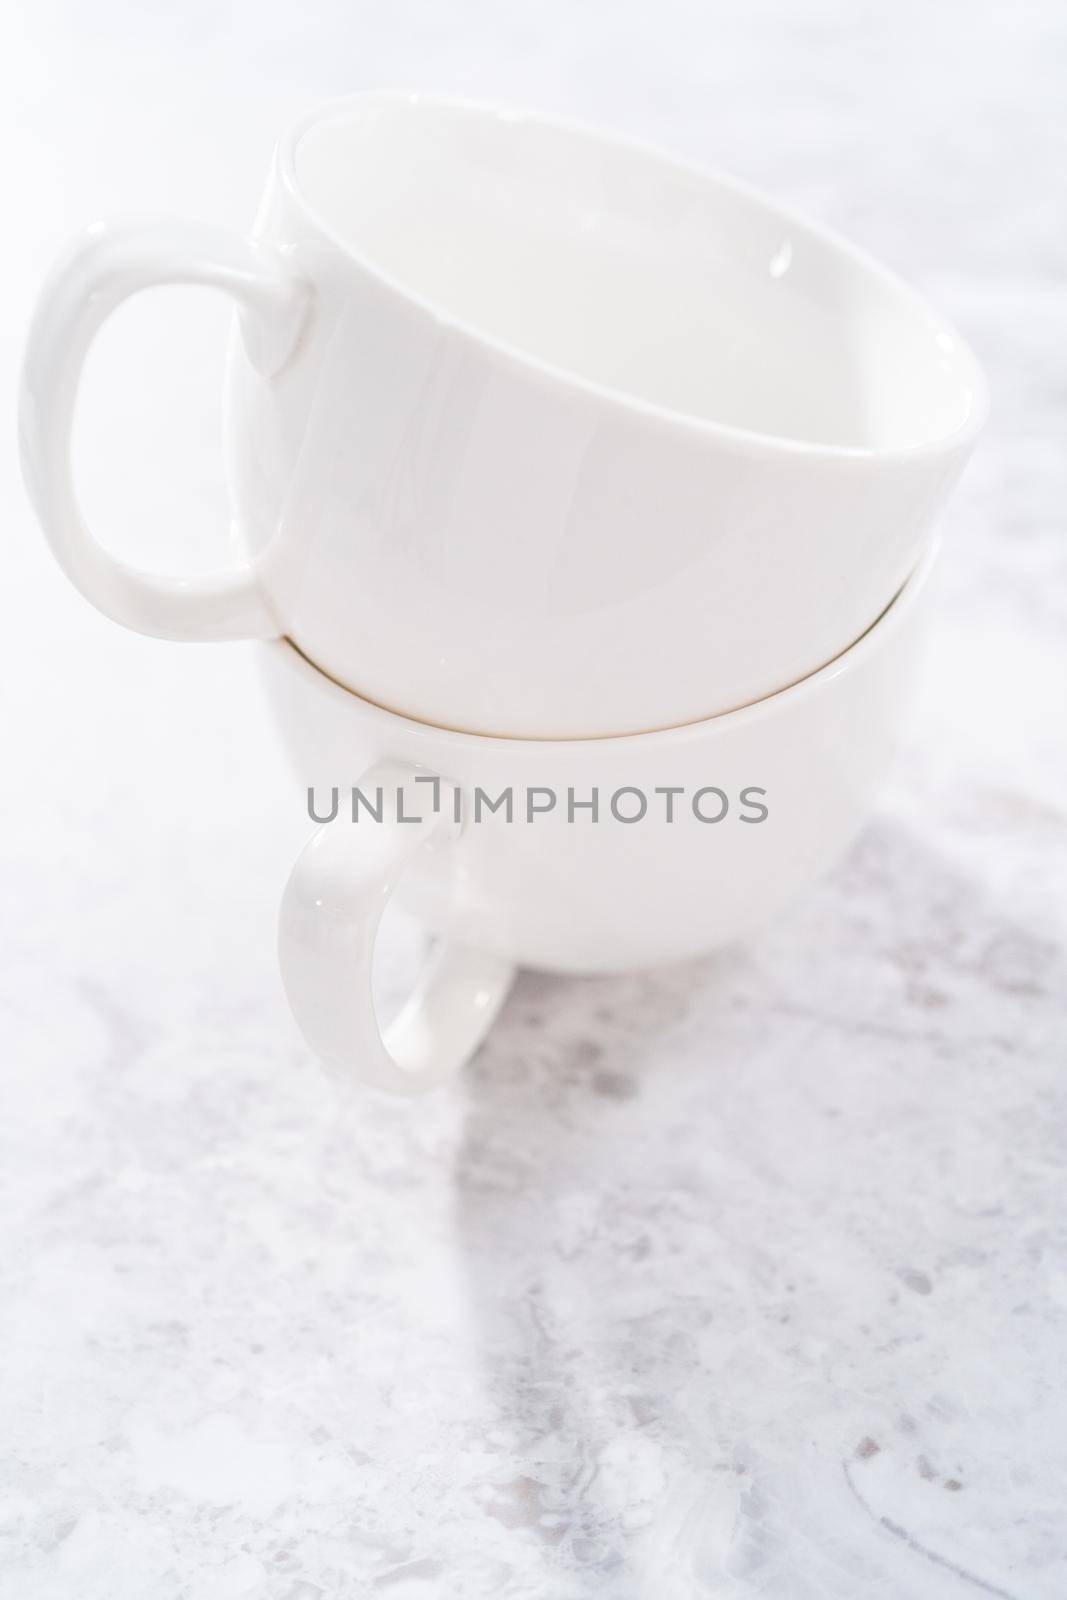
[1,2,1065,1596]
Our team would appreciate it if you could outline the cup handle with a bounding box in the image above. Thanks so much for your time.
[19,220,310,641]
[278,763,516,1093]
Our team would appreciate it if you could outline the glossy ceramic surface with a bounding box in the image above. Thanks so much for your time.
[22,94,985,737]
[269,541,937,1091]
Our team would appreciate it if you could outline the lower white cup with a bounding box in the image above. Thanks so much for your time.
[266,542,937,1093]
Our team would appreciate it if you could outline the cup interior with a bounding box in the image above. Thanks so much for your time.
[289,94,984,454]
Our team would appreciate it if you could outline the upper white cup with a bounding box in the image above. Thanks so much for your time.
[22,93,987,737]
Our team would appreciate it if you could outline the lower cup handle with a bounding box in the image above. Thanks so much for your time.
[278,762,515,1094]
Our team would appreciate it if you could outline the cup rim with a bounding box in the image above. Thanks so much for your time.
[274,91,988,465]
[271,536,938,751]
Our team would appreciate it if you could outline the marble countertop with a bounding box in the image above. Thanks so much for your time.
[1,2,1064,1595]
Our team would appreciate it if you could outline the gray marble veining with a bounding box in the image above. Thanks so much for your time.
[1,1,1065,1594]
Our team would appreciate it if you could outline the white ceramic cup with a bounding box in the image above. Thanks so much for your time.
[268,539,937,1093]
[22,94,983,738]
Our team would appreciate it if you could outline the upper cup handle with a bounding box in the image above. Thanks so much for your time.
[19,220,311,641]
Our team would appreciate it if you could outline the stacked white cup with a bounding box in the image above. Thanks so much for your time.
[21,93,988,1090]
